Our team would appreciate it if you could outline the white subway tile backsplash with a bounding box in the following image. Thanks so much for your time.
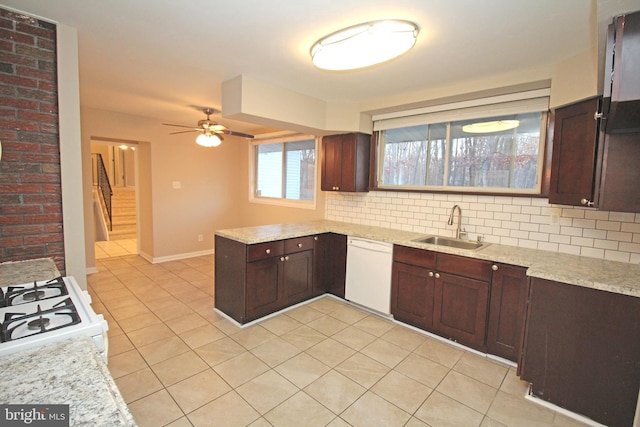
[325,192,640,264]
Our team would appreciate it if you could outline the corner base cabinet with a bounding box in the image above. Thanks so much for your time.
[519,278,640,427]
[215,235,314,324]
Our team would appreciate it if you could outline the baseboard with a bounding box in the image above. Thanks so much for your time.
[149,249,214,264]
[86,266,99,275]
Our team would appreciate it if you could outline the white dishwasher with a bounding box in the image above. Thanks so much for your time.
[345,236,393,315]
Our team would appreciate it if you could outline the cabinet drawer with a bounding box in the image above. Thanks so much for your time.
[393,245,436,269]
[247,240,284,262]
[437,253,491,282]
[284,236,315,254]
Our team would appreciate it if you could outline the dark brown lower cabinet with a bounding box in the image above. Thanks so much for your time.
[391,246,492,353]
[246,256,282,320]
[313,233,346,298]
[281,249,313,306]
[486,263,528,362]
[216,234,347,324]
[520,278,640,427]
[433,272,489,351]
[390,262,435,330]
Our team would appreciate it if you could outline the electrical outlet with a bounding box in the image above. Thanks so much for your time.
[198,234,203,242]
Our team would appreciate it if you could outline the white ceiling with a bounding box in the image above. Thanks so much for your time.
[1,0,635,135]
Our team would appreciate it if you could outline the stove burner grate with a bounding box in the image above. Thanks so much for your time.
[2,277,67,307]
[0,298,81,342]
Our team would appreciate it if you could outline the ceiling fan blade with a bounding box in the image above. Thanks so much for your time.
[221,129,255,139]
[169,130,198,135]
[163,123,196,129]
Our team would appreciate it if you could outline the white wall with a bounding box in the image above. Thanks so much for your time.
[326,191,640,264]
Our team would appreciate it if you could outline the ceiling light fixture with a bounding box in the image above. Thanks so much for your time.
[196,132,222,147]
[462,120,520,134]
[310,20,419,71]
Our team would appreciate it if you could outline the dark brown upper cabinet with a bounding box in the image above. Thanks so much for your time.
[549,96,640,212]
[321,133,371,192]
[548,97,601,207]
[604,10,640,134]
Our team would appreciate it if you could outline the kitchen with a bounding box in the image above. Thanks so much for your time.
[1,1,640,426]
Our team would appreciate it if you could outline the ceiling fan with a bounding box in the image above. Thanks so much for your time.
[163,107,254,147]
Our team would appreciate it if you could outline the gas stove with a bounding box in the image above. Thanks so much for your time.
[0,277,108,360]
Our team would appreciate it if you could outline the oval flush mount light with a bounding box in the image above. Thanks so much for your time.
[310,20,419,71]
[462,120,520,133]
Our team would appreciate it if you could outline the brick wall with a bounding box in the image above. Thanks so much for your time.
[326,192,640,264]
[0,8,64,273]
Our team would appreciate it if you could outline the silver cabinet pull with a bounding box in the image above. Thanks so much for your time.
[434,273,440,279]
[314,236,318,241]
[428,271,434,277]
[297,243,303,248]
[265,249,271,254]
[285,256,289,261]
[280,257,285,261]
[580,198,595,207]
[492,264,499,271]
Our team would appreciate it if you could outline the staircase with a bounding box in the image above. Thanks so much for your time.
[109,187,137,240]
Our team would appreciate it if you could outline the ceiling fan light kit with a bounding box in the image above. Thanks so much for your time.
[310,19,419,71]
[196,133,222,147]
[163,107,254,147]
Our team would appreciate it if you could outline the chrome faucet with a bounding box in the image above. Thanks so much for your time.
[448,204,463,239]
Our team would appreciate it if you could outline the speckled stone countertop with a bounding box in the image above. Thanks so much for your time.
[0,336,136,426]
[0,258,60,287]
[216,220,640,298]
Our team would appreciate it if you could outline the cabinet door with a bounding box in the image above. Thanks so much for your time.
[246,257,282,321]
[548,97,600,206]
[433,272,489,351]
[390,261,434,330]
[486,263,527,362]
[314,233,347,298]
[282,250,313,306]
[321,135,343,191]
[520,278,640,427]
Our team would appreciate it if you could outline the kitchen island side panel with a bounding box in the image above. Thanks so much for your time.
[214,235,247,323]
[520,278,640,427]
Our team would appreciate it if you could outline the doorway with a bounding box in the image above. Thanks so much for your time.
[91,139,139,259]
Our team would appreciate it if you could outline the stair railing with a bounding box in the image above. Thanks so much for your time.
[92,153,113,231]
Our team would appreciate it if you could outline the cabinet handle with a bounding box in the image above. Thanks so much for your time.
[297,243,303,248]
[314,236,318,241]
[434,273,440,279]
[594,111,604,120]
[265,249,271,254]
[580,198,595,207]
[428,271,434,277]
[280,257,285,261]
[285,256,289,261]
[492,264,499,271]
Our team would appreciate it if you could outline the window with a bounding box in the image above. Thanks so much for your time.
[251,137,317,207]
[375,91,549,194]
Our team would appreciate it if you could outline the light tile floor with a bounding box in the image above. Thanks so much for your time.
[95,238,138,259]
[88,254,591,427]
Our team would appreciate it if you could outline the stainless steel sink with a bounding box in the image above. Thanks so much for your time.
[412,236,485,250]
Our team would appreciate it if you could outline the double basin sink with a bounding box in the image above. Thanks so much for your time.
[412,235,486,251]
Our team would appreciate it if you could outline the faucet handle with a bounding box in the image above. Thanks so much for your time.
[458,230,468,240]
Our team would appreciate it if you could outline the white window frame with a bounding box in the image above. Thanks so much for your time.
[249,134,318,209]
[373,89,550,195]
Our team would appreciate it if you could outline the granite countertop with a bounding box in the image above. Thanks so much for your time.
[0,258,60,287]
[0,336,136,426]
[216,219,640,298]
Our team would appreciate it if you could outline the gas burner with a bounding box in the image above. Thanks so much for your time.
[27,317,50,331]
[1,298,80,342]
[23,290,45,302]
[3,277,68,307]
